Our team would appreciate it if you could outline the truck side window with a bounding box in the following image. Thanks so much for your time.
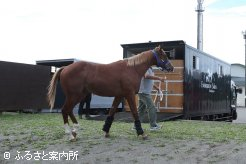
[218,64,223,76]
[51,66,57,73]
[193,56,199,70]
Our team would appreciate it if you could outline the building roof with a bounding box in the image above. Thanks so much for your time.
[231,63,245,78]
[36,58,79,67]
[231,63,245,68]
[231,77,245,87]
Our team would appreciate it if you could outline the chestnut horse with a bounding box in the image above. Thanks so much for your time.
[47,45,174,141]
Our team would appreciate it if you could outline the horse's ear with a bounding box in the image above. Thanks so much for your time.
[161,49,166,55]
[155,45,161,51]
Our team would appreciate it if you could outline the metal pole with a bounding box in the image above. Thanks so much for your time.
[243,31,246,107]
[196,0,204,51]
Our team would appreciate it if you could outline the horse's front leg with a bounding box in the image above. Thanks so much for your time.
[102,97,122,138]
[126,94,147,140]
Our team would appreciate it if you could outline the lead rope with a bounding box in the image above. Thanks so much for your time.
[154,76,166,112]
[154,82,163,103]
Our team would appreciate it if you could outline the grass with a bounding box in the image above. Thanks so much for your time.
[1,112,246,151]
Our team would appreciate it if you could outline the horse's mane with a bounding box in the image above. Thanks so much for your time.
[125,51,152,66]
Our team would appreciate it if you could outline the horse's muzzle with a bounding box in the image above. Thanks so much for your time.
[162,66,174,72]
[167,67,174,72]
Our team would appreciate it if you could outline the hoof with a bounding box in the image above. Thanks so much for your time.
[138,133,148,140]
[72,131,77,138]
[68,134,76,142]
[69,137,77,142]
[105,133,110,138]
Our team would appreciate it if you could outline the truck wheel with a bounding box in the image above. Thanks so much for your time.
[202,115,209,121]
[232,110,237,120]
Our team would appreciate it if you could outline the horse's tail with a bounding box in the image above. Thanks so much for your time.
[47,67,65,109]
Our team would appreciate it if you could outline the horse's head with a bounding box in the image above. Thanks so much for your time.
[152,45,174,72]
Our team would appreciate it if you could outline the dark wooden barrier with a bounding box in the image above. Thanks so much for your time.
[0,61,51,111]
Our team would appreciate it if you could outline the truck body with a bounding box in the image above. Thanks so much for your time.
[121,40,239,121]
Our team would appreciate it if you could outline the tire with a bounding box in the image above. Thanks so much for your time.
[232,110,237,120]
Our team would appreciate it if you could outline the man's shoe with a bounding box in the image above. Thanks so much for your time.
[85,114,91,119]
[150,124,162,131]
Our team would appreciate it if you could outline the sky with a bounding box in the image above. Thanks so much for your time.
[0,0,246,65]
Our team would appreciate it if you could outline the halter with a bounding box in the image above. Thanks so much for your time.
[152,50,169,70]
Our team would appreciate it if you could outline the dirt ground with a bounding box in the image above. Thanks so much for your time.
[1,133,246,164]
[1,110,246,164]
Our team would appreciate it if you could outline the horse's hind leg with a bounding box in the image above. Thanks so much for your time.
[68,111,79,139]
[62,98,78,141]
[102,96,122,137]
[62,109,75,141]
[69,93,89,139]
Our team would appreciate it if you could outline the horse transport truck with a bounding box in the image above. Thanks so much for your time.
[121,40,241,121]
